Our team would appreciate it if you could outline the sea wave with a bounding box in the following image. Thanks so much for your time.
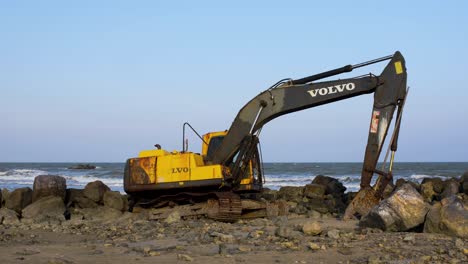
[0,169,49,178]
[409,174,450,180]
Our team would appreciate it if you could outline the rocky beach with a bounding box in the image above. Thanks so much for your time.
[1,173,467,264]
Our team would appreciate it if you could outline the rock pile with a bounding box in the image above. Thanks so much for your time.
[0,175,128,225]
[1,171,467,240]
[359,173,468,238]
[272,175,348,217]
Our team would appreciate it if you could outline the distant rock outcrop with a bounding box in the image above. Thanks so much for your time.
[68,164,96,170]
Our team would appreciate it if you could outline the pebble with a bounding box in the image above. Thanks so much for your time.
[337,247,352,255]
[302,221,322,236]
[177,254,194,262]
[327,229,340,239]
[238,246,251,252]
[403,234,415,243]
[368,256,381,264]
[308,242,320,250]
[15,249,40,256]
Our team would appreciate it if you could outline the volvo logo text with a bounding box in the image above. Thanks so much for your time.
[307,82,355,97]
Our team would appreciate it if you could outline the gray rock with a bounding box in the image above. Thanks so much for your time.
[424,195,467,238]
[327,229,340,239]
[424,202,442,234]
[1,188,10,207]
[461,171,468,195]
[103,191,124,211]
[0,189,2,208]
[420,181,437,203]
[421,177,444,193]
[303,198,329,214]
[312,175,346,196]
[83,181,110,203]
[73,206,122,221]
[277,186,304,202]
[65,188,83,206]
[441,179,460,199]
[260,188,278,201]
[121,195,129,212]
[74,196,98,208]
[0,207,20,225]
[177,254,193,262]
[275,225,292,238]
[303,184,326,198]
[32,175,67,202]
[210,231,235,243]
[191,244,219,256]
[395,178,420,192]
[302,220,322,235]
[165,210,181,224]
[5,187,32,214]
[22,196,66,223]
[360,183,429,231]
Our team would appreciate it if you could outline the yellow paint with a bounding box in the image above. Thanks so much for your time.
[394,61,403,74]
[138,149,169,158]
[135,149,224,184]
[130,129,258,190]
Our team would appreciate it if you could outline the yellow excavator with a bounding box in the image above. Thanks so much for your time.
[124,51,408,221]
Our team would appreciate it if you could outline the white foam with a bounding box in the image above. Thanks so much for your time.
[409,174,449,180]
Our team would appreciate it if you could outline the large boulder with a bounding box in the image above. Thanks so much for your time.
[103,191,124,211]
[311,175,346,196]
[303,184,326,199]
[440,179,460,199]
[424,195,467,238]
[1,188,10,207]
[0,208,20,225]
[22,196,66,223]
[462,171,468,195]
[420,181,437,203]
[83,181,110,203]
[421,177,444,193]
[360,183,429,231]
[5,187,32,214]
[32,175,67,202]
[277,186,304,202]
[65,188,99,208]
[395,178,420,192]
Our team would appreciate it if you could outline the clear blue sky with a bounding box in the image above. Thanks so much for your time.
[1,1,467,162]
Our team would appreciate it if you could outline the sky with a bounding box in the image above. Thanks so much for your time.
[1,1,467,162]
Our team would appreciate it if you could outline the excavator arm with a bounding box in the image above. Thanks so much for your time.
[207,51,408,216]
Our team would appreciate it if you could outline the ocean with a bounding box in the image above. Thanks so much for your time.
[0,162,466,193]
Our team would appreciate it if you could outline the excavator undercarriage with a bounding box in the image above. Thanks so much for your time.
[124,51,408,222]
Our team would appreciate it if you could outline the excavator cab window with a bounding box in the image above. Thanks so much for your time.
[207,136,225,159]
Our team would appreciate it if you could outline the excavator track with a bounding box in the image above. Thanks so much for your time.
[208,192,242,222]
[133,191,287,222]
